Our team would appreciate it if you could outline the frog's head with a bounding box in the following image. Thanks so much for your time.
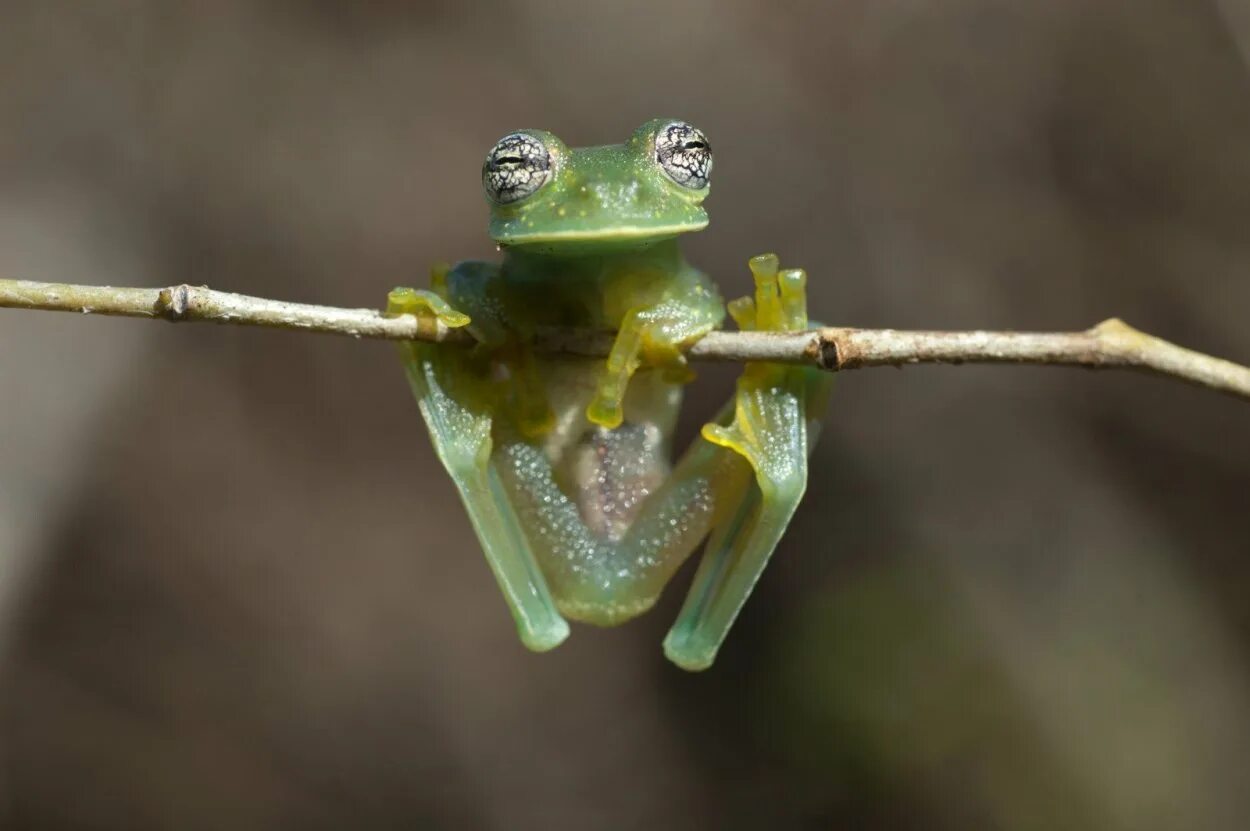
[482,118,712,252]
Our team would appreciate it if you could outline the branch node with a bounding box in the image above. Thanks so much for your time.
[157,285,192,321]
[1093,316,1128,333]
[806,332,841,371]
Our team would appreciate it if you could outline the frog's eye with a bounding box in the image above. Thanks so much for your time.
[654,122,712,190]
[483,132,552,204]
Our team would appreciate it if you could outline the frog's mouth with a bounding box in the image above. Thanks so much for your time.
[494,219,708,247]
[490,204,709,251]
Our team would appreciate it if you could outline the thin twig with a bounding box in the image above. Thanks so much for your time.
[2,278,1248,402]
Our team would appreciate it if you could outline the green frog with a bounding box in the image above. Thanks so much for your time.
[387,119,832,670]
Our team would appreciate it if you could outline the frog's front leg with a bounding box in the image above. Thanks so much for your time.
[586,299,720,429]
[663,254,834,670]
[388,276,569,652]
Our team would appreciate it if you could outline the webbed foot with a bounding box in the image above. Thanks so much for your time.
[700,253,811,495]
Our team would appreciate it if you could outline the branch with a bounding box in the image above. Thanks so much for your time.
[2,278,1249,402]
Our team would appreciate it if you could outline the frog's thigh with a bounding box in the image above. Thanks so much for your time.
[398,341,569,652]
[662,365,829,671]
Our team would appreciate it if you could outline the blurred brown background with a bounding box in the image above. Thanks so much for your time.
[2,1,1249,828]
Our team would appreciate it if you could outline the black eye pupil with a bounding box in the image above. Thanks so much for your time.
[684,141,706,150]
[496,155,524,166]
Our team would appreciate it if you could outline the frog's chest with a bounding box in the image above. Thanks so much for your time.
[499,258,680,330]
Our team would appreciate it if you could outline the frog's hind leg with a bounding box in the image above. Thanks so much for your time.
[491,400,743,626]
[389,288,569,652]
[663,255,835,671]
[491,435,701,624]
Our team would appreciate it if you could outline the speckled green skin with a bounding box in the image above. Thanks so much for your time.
[389,119,832,670]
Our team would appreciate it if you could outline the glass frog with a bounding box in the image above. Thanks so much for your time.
[388,119,832,670]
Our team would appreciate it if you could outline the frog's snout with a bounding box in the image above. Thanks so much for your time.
[572,174,639,207]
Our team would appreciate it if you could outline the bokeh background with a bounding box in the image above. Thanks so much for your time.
[2,1,1249,828]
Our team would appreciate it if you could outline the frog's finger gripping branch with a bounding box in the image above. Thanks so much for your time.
[586,299,718,429]
[724,253,807,332]
[387,283,471,331]
[386,284,473,374]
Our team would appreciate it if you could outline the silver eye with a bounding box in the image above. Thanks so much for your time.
[655,122,712,189]
[483,132,552,204]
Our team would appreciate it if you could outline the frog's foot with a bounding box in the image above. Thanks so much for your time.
[701,252,814,482]
[586,299,717,429]
[701,383,806,500]
[708,251,819,469]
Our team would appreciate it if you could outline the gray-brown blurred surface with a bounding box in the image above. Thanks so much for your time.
[2,1,1249,828]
